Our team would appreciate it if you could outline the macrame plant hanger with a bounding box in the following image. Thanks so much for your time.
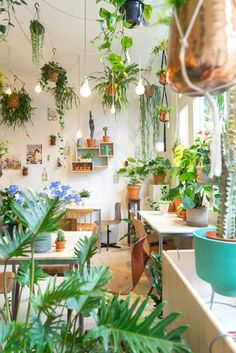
[160,48,168,152]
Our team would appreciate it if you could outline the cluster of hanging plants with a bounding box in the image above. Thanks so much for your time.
[40,61,78,129]
[0,87,35,129]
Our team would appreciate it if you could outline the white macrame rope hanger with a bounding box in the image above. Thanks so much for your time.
[173,1,223,177]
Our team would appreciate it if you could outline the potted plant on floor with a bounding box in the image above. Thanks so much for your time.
[49,134,56,146]
[118,157,146,200]
[79,189,91,205]
[153,104,173,122]
[0,87,35,128]
[194,90,236,297]
[0,190,192,352]
[156,68,167,85]
[55,229,66,252]
[103,126,110,142]
[145,156,171,184]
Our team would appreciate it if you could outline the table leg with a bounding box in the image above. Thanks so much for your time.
[159,234,163,255]
[98,210,102,253]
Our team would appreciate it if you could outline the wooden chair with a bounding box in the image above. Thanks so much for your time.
[0,272,15,294]
[100,202,121,251]
[66,209,98,234]
[42,218,77,276]
[106,235,149,295]
[129,210,151,257]
[130,210,159,248]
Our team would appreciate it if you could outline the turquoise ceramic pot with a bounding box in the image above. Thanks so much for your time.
[194,227,236,297]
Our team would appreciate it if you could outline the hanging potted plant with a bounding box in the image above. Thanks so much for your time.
[40,60,78,130]
[0,87,35,128]
[194,92,236,297]
[144,156,171,185]
[156,68,167,85]
[120,0,153,28]
[167,0,236,94]
[55,229,66,252]
[102,127,110,142]
[30,18,45,66]
[49,134,56,146]
[118,157,146,200]
[153,104,173,122]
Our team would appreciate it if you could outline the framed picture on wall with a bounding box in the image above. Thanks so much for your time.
[26,144,42,164]
[2,157,21,170]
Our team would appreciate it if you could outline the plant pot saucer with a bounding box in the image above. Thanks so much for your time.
[206,230,236,242]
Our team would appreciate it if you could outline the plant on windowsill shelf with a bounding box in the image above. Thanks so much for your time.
[103,126,110,142]
[144,156,171,185]
[55,229,66,252]
[0,87,35,128]
[118,157,146,200]
[79,152,93,162]
[153,104,173,122]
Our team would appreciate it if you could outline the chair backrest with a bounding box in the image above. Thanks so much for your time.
[0,272,15,294]
[114,202,122,223]
[131,235,147,288]
[59,218,77,231]
[67,209,94,231]
[129,210,136,223]
[132,216,151,257]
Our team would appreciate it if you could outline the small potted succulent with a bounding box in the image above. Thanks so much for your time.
[103,127,110,142]
[153,104,173,122]
[87,111,96,147]
[156,68,167,85]
[49,134,57,146]
[22,166,28,176]
[55,229,66,252]
[145,156,171,185]
[79,189,91,205]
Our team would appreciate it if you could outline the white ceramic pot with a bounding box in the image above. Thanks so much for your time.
[186,207,208,227]
[81,197,90,206]
[159,202,170,214]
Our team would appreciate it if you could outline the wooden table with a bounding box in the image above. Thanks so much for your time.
[139,211,198,254]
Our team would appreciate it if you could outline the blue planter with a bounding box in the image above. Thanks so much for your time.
[194,227,236,297]
[34,233,52,253]
[120,0,144,28]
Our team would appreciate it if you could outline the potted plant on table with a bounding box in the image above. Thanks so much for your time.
[153,104,173,122]
[145,156,171,185]
[159,185,172,214]
[55,229,66,252]
[118,157,146,200]
[79,189,91,205]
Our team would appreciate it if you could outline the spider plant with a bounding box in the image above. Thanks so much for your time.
[40,61,79,129]
[90,64,139,113]
[0,190,192,353]
[30,19,45,66]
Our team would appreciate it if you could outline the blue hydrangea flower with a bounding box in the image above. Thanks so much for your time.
[50,181,61,189]
[8,185,18,196]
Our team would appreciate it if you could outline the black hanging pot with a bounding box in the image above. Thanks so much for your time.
[120,0,144,29]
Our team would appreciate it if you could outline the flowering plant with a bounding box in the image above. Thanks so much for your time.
[0,185,23,223]
[44,181,81,206]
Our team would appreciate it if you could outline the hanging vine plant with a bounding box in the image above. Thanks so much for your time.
[30,19,45,66]
[40,60,78,129]
[90,63,139,113]
[0,87,35,129]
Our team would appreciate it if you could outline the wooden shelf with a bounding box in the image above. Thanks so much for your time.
[71,161,94,172]
[99,142,114,157]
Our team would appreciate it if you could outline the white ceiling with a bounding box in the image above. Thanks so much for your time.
[0,0,166,83]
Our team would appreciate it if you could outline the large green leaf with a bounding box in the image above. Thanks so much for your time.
[74,236,98,270]
[0,225,31,259]
[85,296,192,353]
[16,260,48,287]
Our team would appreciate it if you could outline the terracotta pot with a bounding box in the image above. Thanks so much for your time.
[55,240,66,252]
[167,0,236,95]
[87,138,96,148]
[159,111,169,122]
[7,93,20,109]
[144,85,153,98]
[48,72,59,82]
[153,173,166,185]
[108,83,117,97]
[206,230,236,243]
[103,135,110,142]
[127,185,141,200]
[168,202,175,212]
[159,72,167,85]
[22,170,28,176]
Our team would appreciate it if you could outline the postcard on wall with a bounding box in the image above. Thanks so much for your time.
[26,144,42,164]
[2,157,21,170]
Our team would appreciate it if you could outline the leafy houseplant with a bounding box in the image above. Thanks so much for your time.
[103,126,110,142]
[90,64,139,113]
[22,166,28,176]
[153,104,173,122]
[29,19,45,66]
[0,185,23,224]
[118,157,146,199]
[40,61,78,130]
[152,39,168,56]
[0,191,192,353]
[80,152,93,161]
[0,88,35,128]
[145,156,171,185]
[55,229,66,251]
[79,189,91,198]
[156,67,167,85]
[159,186,172,213]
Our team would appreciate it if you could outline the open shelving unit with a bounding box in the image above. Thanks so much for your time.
[71,143,114,173]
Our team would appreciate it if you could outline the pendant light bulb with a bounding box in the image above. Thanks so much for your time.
[76,129,82,139]
[111,103,116,114]
[135,78,145,96]
[34,81,42,93]
[80,77,91,97]
[5,87,12,95]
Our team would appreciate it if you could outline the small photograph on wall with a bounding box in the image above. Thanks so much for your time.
[2,157,21,170]
[26,144,42,164]
[47,108,58,121]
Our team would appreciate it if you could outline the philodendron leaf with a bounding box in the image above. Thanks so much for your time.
[144,4,153,21]
[16,260,48,287]
[0,226,31,260]
[121,36,133,49]
[183,196,196,209]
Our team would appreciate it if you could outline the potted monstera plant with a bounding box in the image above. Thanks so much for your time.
[118,157,146,199]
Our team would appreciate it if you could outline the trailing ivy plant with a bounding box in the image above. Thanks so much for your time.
[0,0,27,41]
[40,61,78,129]
[90,63,139,113]
[30,19,45,66]
[0,87,35,129]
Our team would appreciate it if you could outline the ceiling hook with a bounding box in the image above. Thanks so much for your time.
[34,2,39,11]
[52,48,56,55]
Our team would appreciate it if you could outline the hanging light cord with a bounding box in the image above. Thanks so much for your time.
[84,0,87,77]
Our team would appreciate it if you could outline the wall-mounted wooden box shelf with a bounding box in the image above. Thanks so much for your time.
[99,142,114,157]
[72,161,94,172]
